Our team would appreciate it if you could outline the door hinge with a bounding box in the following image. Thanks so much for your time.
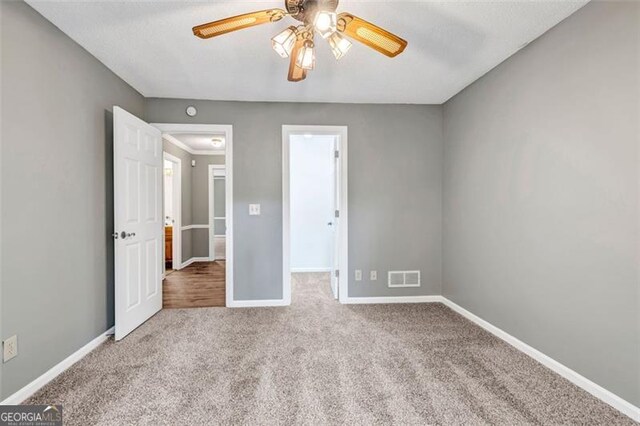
[334,150,340,159]
[335,210,340,218]
[335,270,339,278]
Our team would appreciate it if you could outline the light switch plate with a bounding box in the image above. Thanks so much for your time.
[249,204,261,216]
[355,270,362,281]
[3,335,17,363]
[370,271,377,281]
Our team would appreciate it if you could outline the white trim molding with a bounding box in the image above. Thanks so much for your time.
[181,224,209,231]
[440,298,640,422]
[212,164,226,177]
[0,327,115,405]
[228,299,289,308]
[180,257,211,269]
[344,295,444,304]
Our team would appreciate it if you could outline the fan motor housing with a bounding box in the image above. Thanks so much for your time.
[287,0,339,23]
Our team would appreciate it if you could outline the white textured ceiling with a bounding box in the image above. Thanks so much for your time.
[172,133,226,152]
[163,132,226,155]
[27,0,588,104]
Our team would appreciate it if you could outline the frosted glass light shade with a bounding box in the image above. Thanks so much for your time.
[272,26,297,58]
[314,11,337,39]
[296,41,316,70]
[328,32,352,60]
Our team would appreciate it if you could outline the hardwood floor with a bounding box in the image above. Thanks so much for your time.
[163,261,225,308]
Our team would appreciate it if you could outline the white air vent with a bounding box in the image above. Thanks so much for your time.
[387,271,421,288]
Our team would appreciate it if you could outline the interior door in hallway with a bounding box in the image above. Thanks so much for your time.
[113,106,163,340]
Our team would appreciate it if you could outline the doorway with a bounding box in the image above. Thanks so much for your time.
[113,109,234,340]
[154,123,233,309]
[209,165,227,261]
[282,125,348,304]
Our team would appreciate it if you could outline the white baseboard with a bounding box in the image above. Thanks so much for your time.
[228,299,289,308]
[179,258,194,269]
[440,298,640,422]
[180,257,210,269]
[0,327,114,405]
[344,295,444,304]
[291,267,333,273]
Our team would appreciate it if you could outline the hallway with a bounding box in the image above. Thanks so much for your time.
[163,261,225,308]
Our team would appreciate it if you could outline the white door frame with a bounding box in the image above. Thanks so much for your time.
[152,123,233,307]
[163,151,182,270]
[208,164,226,261]
[282,125,349,304]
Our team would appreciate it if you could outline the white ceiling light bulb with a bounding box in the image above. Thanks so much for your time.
[296,40,316,70]
[328,32,352,60]
[314,11,337,39]
[271,26,297,58]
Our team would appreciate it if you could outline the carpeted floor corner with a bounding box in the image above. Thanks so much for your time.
[26,273,636,425]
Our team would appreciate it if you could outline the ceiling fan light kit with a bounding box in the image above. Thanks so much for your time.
[192,0,407,82]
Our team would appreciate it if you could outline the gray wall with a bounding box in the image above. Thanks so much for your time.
[192,155,224,258]
[0,1,145,400]
[146,100,443,301]
[443,0,639,406]
[163,140,224,262]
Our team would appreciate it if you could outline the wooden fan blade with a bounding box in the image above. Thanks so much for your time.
[288,38,307,82]
[337,13,407,58]
[193,9,286,39]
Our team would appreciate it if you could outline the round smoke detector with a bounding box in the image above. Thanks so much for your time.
[186,106,197,117]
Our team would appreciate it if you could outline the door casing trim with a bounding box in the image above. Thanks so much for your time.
[282,125,349,304]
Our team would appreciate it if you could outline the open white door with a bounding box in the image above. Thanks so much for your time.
[331,137,340,299]
[114,107,163,340]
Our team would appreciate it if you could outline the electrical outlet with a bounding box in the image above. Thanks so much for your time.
[355,270,362,281]
[3,335,17,363]
[370,270,377,281]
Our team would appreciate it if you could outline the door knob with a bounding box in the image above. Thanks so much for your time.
[120,231,135,239]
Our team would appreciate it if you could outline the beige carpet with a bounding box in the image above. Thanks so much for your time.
[27,273,634,425]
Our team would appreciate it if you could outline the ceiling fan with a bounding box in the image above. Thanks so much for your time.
[192,0,408,82]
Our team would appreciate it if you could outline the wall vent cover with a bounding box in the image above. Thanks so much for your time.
[388,270,421,288]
